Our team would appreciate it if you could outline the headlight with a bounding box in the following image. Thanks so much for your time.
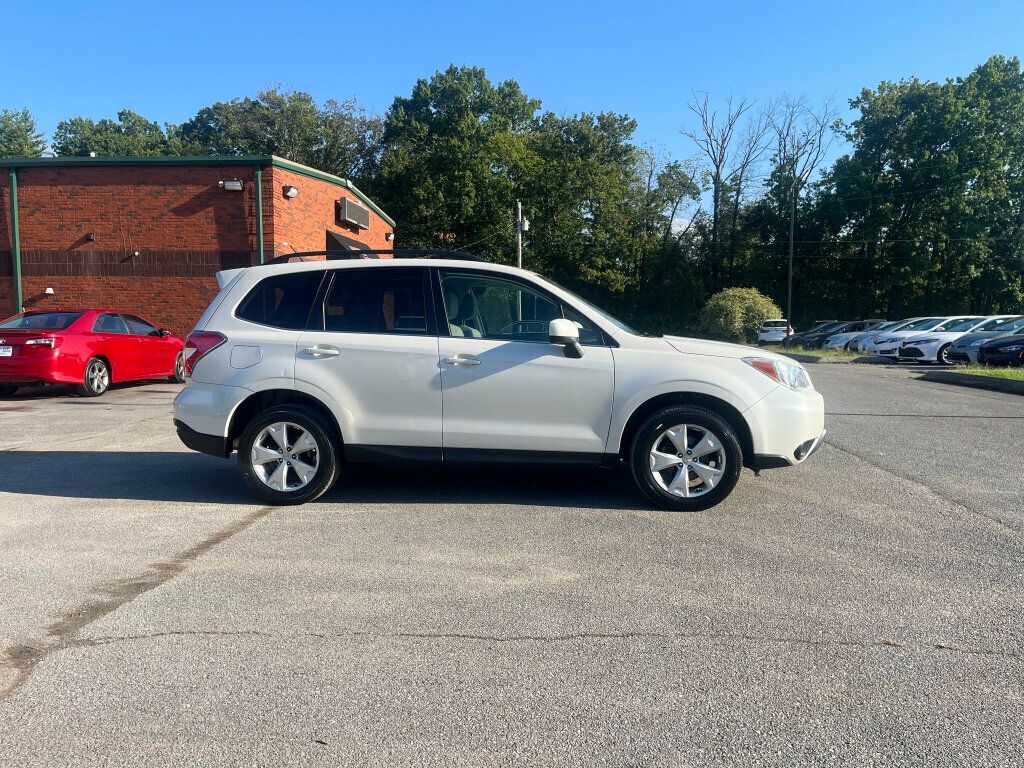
[742,357,814,391]
[912,338,939,345]
[881,337,898,343]
[1002,344,1024,352]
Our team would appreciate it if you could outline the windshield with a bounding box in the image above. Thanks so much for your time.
[901,317,944,332]
[537,277,639,335]
[0,311,83,330]
[762,320,789,328]
[977,316,1023,332]
[869,321,899,332]
[941,317,983,333]
[812,322,846,334]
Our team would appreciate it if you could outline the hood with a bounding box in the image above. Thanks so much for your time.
[662,335,790,362]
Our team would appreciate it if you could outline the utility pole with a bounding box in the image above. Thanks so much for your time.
[515,200,529,320]
[787,180,796,332]
[786,170,809,334]
[515,200,523,269]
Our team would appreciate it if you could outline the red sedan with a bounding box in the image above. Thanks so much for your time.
[0,310,184,397]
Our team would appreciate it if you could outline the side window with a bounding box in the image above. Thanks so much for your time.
[123,314,158,336]
[439,271,603,344]
[236,270,323,330]
[319,268,429,335]
[93,313,129,334]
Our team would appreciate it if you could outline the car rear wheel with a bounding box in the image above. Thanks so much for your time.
[170,352,185,383]
[75,358,110,397]
[629,405,743,512]
[238,405,339,505]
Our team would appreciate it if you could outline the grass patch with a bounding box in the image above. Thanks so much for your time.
[767,345,861,361]
[952,365,1024,380]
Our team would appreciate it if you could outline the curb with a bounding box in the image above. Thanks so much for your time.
[917,370,1024,396]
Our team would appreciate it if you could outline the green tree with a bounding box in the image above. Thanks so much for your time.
[700,287,781,343]
[177,89,382,181]
[0,108,46,157]
[52,109,175,156]
[371,65,539,259]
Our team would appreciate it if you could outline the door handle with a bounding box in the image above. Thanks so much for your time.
[443,355,482,366]
[303,345,340,358]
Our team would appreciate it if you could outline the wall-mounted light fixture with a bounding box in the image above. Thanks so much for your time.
[219,179,244,192]
[282,185,299,199]
[44,287,55,296]
[85,233,95,242]
[385,232,395,242]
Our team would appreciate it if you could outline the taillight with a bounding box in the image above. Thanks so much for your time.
[24,336,63,350]
[183,331,226,376]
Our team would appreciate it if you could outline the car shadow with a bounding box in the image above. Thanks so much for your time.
[0,381,180,401]
[0,450,646,510]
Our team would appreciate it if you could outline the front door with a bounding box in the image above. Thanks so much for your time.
[295,267,442,458]
[437,269,615,459]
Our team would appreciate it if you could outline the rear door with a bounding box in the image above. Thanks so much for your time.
[295,267,442,457]
[91,313,136,380]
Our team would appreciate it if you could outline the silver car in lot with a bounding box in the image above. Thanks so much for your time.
[946,315,1024,364]
[824,320,896,351]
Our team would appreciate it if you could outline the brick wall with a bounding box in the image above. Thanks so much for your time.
[268,166,394,255]
[0,161,396,334]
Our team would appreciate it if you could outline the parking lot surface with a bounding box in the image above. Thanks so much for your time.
[0,366,1022,767]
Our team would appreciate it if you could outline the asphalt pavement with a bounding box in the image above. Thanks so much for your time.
[0,367,1021,767]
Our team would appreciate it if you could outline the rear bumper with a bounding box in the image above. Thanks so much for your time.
[0,355,73,384]
[174,419,230,458]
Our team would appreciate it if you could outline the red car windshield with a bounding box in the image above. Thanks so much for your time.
[0,312,84,330]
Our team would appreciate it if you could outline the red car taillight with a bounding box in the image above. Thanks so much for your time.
[23,336,63,351]
[182,331,226,376]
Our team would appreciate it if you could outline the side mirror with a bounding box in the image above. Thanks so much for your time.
[158,328,171,337]
[549,318,584,359]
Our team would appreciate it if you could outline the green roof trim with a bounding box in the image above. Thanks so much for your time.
[269,156,395,227]
[1,154,396,228]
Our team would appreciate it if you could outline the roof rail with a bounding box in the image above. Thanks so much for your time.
[261,249,488,267]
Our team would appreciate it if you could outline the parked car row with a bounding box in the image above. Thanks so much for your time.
[758,312,1024,367]
[855,314,1024,365]
[0,309,184,396]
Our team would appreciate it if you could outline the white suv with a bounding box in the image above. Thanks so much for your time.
[173,252,825,511]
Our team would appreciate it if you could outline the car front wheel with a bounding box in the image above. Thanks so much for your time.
[937,344,953,365]
[238,405,339,505]
[630,405,743,512]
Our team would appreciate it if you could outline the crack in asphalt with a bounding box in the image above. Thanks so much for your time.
[0,505,275,702]
[820,439,1022,537]
[58,628,1021,664]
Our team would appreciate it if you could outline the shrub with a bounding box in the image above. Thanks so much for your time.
[700,287,782,344]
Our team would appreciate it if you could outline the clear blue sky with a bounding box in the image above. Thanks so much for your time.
[4,0,1022,163]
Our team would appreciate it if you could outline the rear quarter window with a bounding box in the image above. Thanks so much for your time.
[236,271,324,330]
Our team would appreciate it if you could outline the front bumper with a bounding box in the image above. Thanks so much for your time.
[946,348,975,364]
[744,385,825,469]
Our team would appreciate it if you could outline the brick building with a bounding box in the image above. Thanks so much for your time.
[0,156,395,335]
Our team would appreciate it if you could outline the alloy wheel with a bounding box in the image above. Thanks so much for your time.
[648,423,726,498]
[88,360,109,394]
[250,421,320,492]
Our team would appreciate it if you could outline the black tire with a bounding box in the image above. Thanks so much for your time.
[75,357,110,397]
[170,352,185,383]
[237,405,339,505]
[629,405,743,512]
[937,344,953,365]
[0,385,18,396]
